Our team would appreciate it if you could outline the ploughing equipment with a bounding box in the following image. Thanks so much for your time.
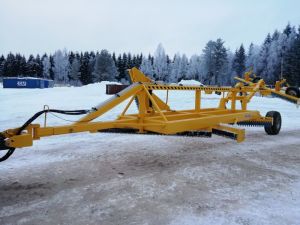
[1,68,299,161]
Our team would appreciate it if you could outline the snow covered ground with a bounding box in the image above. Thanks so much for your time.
[0,83,300,225]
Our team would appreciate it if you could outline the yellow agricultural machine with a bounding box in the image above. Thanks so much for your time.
[1,68,299,162]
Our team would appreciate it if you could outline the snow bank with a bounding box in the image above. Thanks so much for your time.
[178,79,204,86]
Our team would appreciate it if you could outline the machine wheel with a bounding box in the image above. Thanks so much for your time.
[264,111,281,135]
[252,77,262,83]
[285,86,300,98]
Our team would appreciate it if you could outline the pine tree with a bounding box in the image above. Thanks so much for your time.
[115,53,129,82]
[148,54,154,65]
[3,53,16,77]
[19,55,26,76]
[35,54,43,77]
[13,54,27,76]
[0,55,5,78]
[79,52,93,85]
[42,55,51,79]
[283,23,292,37]
[49,55,55,80]
[181,54,189,80]
[226,50,235,85]
[187,55,202,81]
[257,33,272,80]
[112,52,116,65]
[246,43,260,72]
[140,56,154,78]
[88,51,96,82]
[202,41,215,84]
[119,53,128,81]
[202,39,228,85]
[132,55,138,68]
[170,53,182,82]
[25,54,38,77]
[153,43,168,81]
[232,44,246,77]
[285,26,300,86]
[137,53,143,68]
[214,39,228,84]
[115,55,122,81]
[69,57,81,86]
[69,51,75,65]
[92,50,119,82]
[53,50,69,84]
[127,53,132,69]
[264,26,297,82]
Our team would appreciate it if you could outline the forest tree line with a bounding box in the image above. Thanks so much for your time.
[0,23,299,86]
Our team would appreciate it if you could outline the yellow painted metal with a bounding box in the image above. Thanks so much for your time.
[128,67,152,83]
[146,84,233,92]
[2,68,300,150]
[213,125,245,143]
[275,79,286,91]
[151,94,171,111]
[5,134,33,148]
[195,89,201,111]
[142,85,168,121]
[76,83,143,123]
[120,95,136,116]
[234,76,300,105]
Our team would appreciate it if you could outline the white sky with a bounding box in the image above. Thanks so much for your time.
[0,0,299,57]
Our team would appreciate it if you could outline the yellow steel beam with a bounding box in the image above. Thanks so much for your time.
[145,84,233,92]
[128,67,152,83]
[5,134,33,148]
[212,125,245,143]
[143,85,168,122]
[151,93,171,111]
[75,83,143,123]
[161,110,261,134]
[195,90,201,111]
[120,95,136,116]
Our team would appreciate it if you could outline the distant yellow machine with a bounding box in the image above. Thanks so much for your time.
[1,68,299,161]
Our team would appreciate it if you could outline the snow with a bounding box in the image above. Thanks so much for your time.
[178,79,203,86]
[3,77,52,80]
[0,82,300,225]
[170,181,300,225]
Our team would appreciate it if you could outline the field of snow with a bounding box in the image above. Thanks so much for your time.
[0,83,300,225]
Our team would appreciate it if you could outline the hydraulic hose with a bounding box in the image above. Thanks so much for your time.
[0,109,90,162]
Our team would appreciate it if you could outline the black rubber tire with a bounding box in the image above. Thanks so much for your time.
[252,77,262,83]
[285,86,300,98]
[264,111,281,135]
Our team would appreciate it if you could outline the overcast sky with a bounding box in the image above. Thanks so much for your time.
[0,0,299,57]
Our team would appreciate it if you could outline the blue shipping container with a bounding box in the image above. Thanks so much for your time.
[3,77,54,89]
[44,79,54,88]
